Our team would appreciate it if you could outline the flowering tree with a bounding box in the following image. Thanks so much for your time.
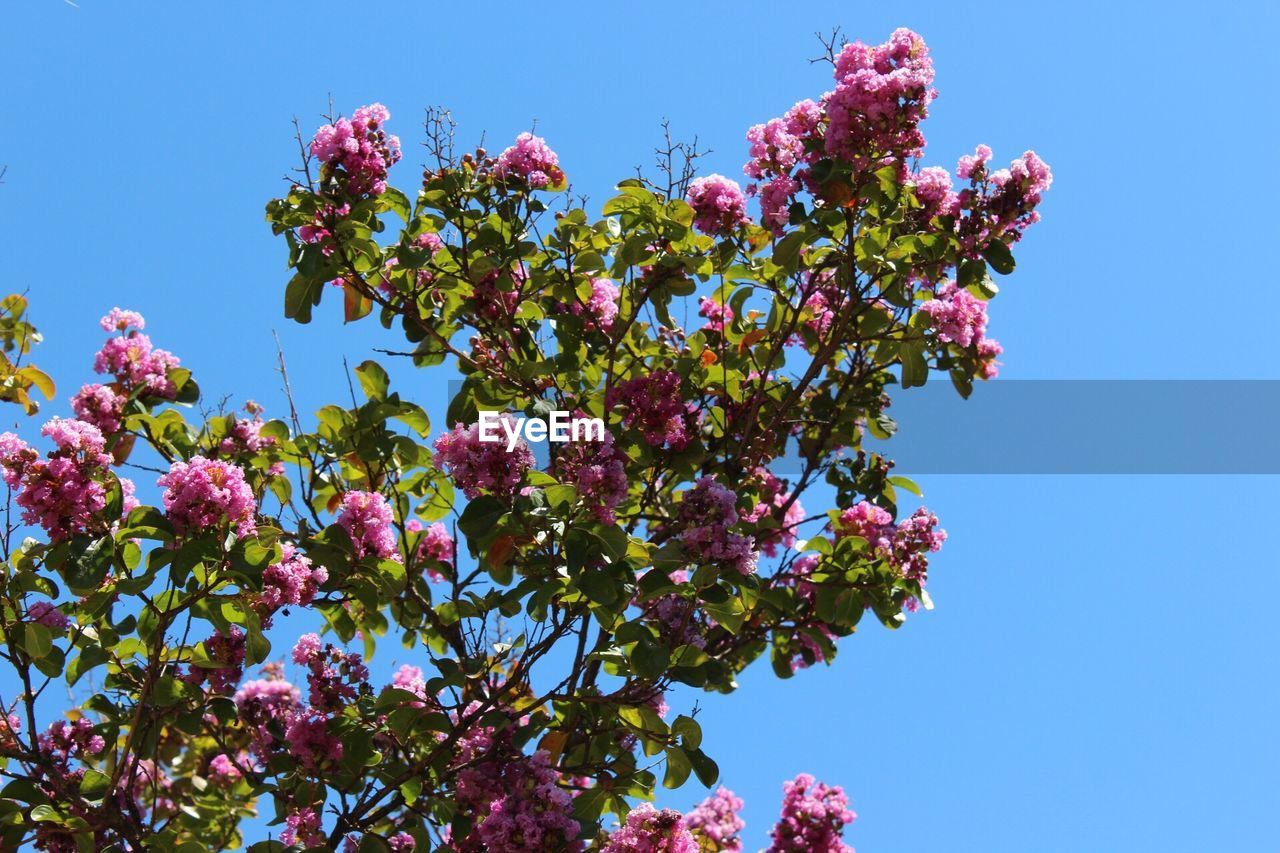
[0,29,1050,851]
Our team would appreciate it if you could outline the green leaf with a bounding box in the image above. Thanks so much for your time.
[79,769,111,803]
[688,747,720,787]
[981,240,1016,275]
[354,360,390,401]
[64,536,114,595]
[663,746,692,789]
[22,623,52,659]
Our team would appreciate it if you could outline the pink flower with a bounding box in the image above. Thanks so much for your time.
[685,788,745,852]
[766,774,856,853]
[824,28,936,170]
[157,456,256,538]
[336,490,399,560]
[607,370,694,451]
[100,308,146,333]
[218,417,275,456]
[7,419,112,541]
[494,132,564,189]
[281,806,326,847]
[574,277,620,332]
[956,144,993,180]
[405,519,453,581]
[27,601,69,631]
[553,427,629,524]
[687,174,750,235]
[744,469,805,558]
[285,711,344,772]
[698,296,734,333]
[757,175,800,235]
[433,418,534,500]
[912,166,959,218]
[259,543,327,622]
[291,634,369,713]
[207,753,243,785]
[676,477,758,576]
[185,627,245,694]
[71,383,127,436]
[835,501,946,587]
[93,319,180,398]
[603,803,697,853]
[311,103,402,196]
[919,282,989,348]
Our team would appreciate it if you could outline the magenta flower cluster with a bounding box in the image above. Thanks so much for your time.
[310,103,402,196]
[686,175,750,236]
[836,501,947,585]
[766,773,857,853]
[336,490,399,560]
[433,418,535,500]
[603,804,697,853]
[0,418,113,541]
[92,308,180,399]
[685,787,746,851]
[258,543,328,625]
[677,477,758,576]
[157,456,256,538]
[71,383,126,436]
[493,132,564,189]
[554,428,629,524]
[608,370,694,450]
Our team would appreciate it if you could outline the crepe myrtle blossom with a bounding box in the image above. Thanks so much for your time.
[677,476,758,576]
[434,417,536,499]
[157,456,256,538]
[71,383,126,436]
[310,103,402,196]
[919,281,989,348]
[493,132,564,189]
[603,803,698,853]
[607,370,695,450]
[687,174,751,235]
[766,773,857,853]
[336,490,399,561]
[93,309,180,399]
[684,787,746,852]
[0,419,114,541]
[405,518,453,580]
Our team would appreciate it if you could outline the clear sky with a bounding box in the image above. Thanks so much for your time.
[3,1,1279,850]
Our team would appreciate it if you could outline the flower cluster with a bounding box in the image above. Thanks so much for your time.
[603,804,697,853]
[157,456,256,538]
[234,674,302,763]
[553,428,629,524]
[258,544,328,625]
[638,570,705,649]
[466,751,581,852]
[686,175,750,236]
[698,296,734,333]
[608,370,694,450]
[311,103,402,196]
[684,787,746,852]
[406,519,453,581]
[0,419,113,541]
[744,469,806,558]
[433,418,535,499]
[573,277,620,332]
[218,416,275,457]
[336,490,399,560]
[677,477,757,576]
[835,501,946,587]
[292,633,370,713]
[71,383,126,436]
[766,774,856,853]
[185,627,246,695]
[919,281,989,348]
[493,132,564,189]
[27,601,69,631]
[281,807,326,848]
[92,308,179,399]
[825,28,936,167]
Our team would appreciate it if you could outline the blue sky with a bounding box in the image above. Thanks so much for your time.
[3,1,1279,850]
